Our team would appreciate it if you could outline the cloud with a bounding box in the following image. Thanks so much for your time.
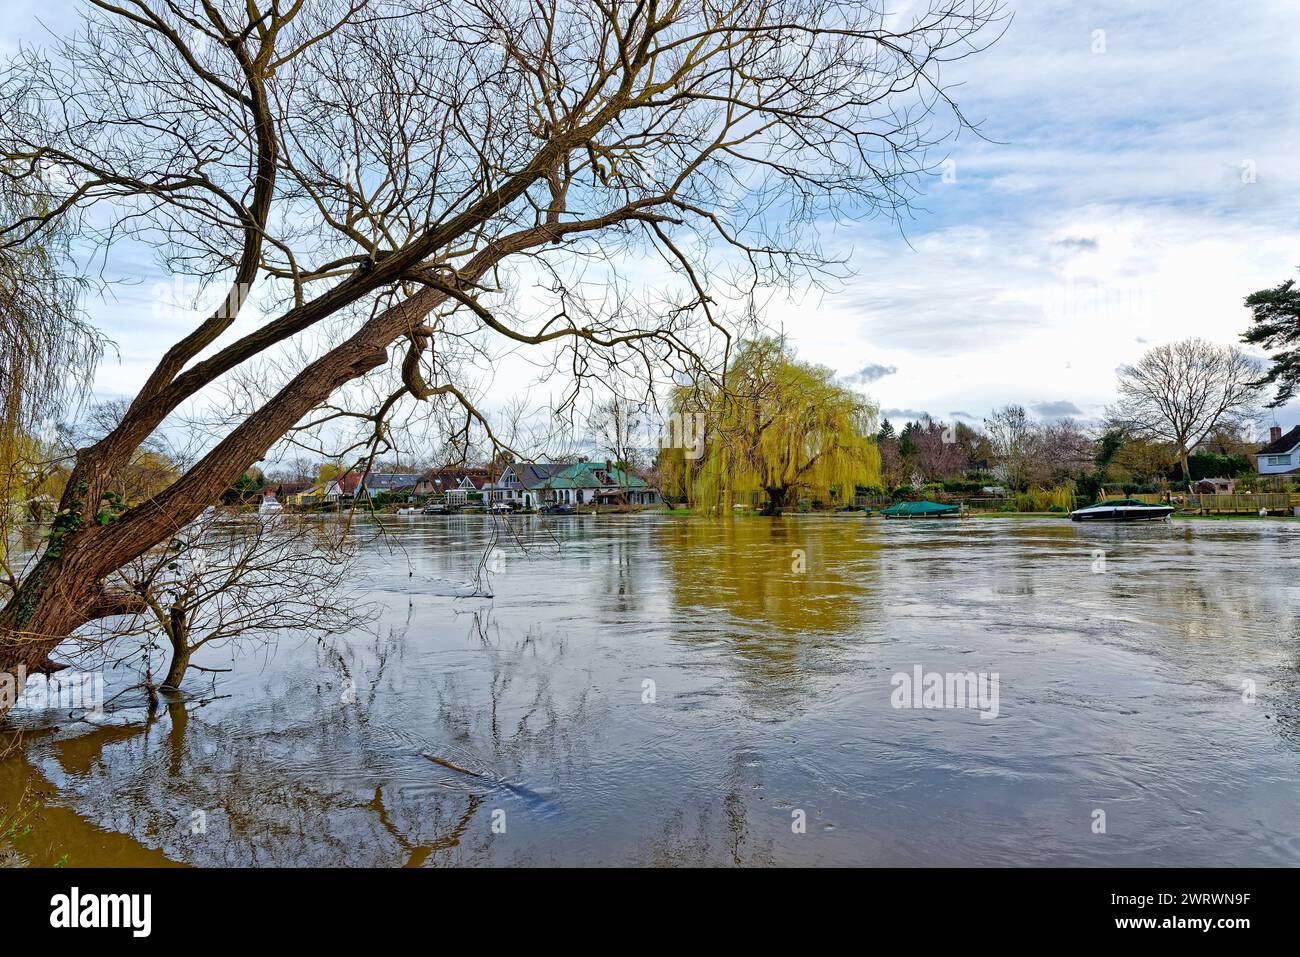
[881,408,931,422]
[841,362,897,385]
[17,0,1300,438]
[1031,400,1084,418]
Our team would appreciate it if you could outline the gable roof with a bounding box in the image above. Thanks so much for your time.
[503,462,571,488]
[550,461,649,489]
[1259,425,1300,455]
[324,471,362,495]
[360,472,418,492]
[498,460,655,491]
[420,467,491,490]
[273,481,313,496]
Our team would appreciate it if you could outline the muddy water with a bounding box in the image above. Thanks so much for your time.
[2,514,1299,866]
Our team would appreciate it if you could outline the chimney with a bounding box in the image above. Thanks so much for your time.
[1270,425,1283,443]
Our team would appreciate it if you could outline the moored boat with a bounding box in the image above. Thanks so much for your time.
[1069,498,1174,522]
[881,500,961,519]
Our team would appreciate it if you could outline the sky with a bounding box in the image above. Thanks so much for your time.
[791,0,1300,433]
[7,0,1300,441]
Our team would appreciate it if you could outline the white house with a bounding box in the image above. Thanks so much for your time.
[414,469,492,505]
[488,459,660,508]
[1257,425,1300,476]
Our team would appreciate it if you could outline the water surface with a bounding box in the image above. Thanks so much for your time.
[4,514,1299,866]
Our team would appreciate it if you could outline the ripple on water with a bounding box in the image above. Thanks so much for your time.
[9,514,1300,865]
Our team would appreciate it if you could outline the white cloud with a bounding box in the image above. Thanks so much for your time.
[12,0,1300,438]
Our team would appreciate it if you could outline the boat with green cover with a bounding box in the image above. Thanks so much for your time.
[881,500,961,518]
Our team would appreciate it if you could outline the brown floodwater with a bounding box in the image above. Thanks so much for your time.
[2,514,1299,866]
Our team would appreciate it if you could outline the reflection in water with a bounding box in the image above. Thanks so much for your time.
[2,514,1299,866]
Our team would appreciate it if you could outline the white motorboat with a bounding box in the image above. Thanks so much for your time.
[1070,498,1174,522]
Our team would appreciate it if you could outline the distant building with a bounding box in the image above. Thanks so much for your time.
[320,471,362,502]
[1256,425,1300,476]
[270,481,314,505]
[489,459,660,508]
[415,467,492,505]
[1193,477,1236,494]
[355,472,419,501]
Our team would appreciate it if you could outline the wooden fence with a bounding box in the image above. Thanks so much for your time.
[1189,493,1293,514]
[1102,492,1293,513]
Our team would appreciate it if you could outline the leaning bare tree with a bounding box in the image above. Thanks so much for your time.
[1107,339,1262,481]
[0,0,1004,715]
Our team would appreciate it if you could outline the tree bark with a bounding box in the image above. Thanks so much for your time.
[162,644,190,692]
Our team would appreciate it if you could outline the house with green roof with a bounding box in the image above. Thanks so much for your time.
[490,458,660,508]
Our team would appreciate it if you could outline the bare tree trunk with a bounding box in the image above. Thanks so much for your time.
[162,606,189,690]
[162,645,190,691]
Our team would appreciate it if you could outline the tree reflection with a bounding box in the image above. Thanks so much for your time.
[653,517,882,715]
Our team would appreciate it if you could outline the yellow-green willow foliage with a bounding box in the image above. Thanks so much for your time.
[664,339,880,514]
[1,173,99,560]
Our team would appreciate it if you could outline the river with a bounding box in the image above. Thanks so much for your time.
[3,514,1298,866]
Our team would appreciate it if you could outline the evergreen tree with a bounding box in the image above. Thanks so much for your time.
[1242,275,1300,408]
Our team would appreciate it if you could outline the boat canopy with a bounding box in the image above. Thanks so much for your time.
[1091,498,1153,507]
[881,500,960,516]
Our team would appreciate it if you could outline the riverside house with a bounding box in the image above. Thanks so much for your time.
[313,471,362,504]
[415,468,493,506]
[489,459,661,508]
[355,472,420,502]
[1256,425,1300,477]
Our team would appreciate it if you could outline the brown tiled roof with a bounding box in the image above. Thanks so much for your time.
[273,482,313,496]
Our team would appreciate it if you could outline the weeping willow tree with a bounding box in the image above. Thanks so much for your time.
[0,171,101,555]
[663,339,880,515]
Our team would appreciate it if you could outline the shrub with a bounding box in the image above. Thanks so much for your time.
[1014,486,1075,512]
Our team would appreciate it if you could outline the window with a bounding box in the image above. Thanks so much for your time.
[1266,454,1291,466]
